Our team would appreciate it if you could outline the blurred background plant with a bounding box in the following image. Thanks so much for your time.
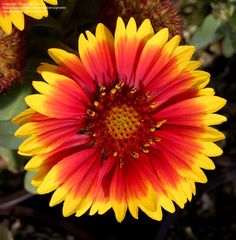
[0,0,235,239]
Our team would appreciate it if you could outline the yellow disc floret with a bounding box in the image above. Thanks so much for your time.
[105,104,141,139]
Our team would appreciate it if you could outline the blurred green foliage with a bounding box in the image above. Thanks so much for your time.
[24,171,37,194]
[180,0,236,57]
[0,223,14,240]
[0,84,31,174]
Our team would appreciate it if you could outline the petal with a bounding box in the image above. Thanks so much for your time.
[10,11,25,31]
[185,60,201,71]
[44,0,58,4]
[35,72,90,104]
[155,141,208,183]
[25,94,85,119]
[37,148,97,194]
[161,125,225,142]
[110,163,127,222]
[49,185,68,207]
[12,108,36,125]
[136,34,180,88]
[115,17,154,86]
[139,198,163,221]
[198,88,215,96]
[62,158,99,217]
[151,70,211,105]
[25,71,90,119]
[172,45,195,73]
[22,0,47,19]
[18,120,82,156]
[31,168,48,187]
[200,142,223,157]
[0,15,12,35]
[155,96,227,121]
[47,48,96,92]
[15,118,82,137]
[37,62,60,73]
[78,23,116,86]
[203,114,227,125]
[149,150,188,208]
[0,0,58,34]
[89,156,115,215]
[134,28,169,87]
[24,134,91,170]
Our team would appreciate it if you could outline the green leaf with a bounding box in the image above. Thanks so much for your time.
[31,15,63,32]
[228,15,236,50]
[0,84,32,121]
[222,34,235,57]
[74,0,99,16]
[24,57,47,81]
[24,171,37,194]
[28,37,71,55]
[0,121,24,149]
[190,14,223,49]
[0,146,26,172]
[0,223,14,240]
[58,0,77,25]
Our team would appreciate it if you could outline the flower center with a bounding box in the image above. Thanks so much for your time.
[85,82,165,166]
[105,104,140,140]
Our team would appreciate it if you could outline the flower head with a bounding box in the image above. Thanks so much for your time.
[0,27,25,93]
[99,0,183,38]
[13,17,226,222]
[0,0,58,35]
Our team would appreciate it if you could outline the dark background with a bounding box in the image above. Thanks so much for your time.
[0,0,236,239]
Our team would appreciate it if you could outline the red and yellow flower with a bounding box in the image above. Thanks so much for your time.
[0,0,57,34]
[13,17,226,222]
